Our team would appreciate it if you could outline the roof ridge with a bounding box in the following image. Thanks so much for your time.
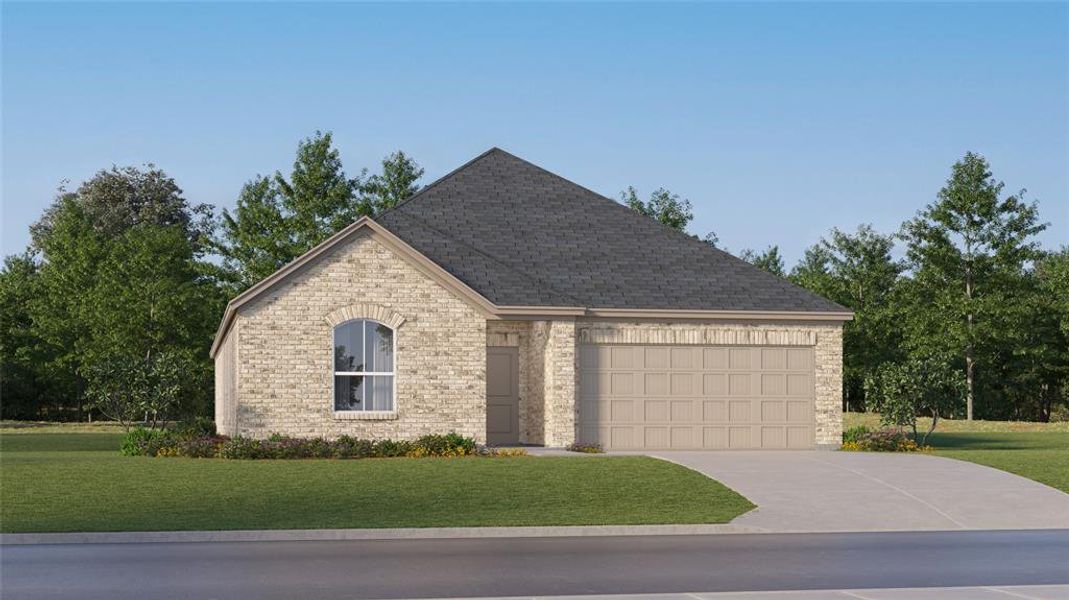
[388,210,586,307]
[373,147,502,223]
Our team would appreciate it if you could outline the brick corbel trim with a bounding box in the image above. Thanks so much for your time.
[577,325,817,346]
[324,304,406,329]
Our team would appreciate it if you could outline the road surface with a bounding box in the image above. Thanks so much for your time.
[3,530,1068,599]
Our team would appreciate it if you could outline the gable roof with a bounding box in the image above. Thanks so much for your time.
[376,147,848,314]
[211,148,850,357]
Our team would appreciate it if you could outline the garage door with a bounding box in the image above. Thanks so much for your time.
[577,345,815,450]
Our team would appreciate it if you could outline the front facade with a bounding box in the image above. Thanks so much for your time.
[213,149,851,449]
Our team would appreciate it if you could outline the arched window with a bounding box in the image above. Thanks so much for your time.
[333,320,394,412]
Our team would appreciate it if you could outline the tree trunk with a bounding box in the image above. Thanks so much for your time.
[964,258,975,421]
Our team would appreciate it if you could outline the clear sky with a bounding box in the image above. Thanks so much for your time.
[2,2,1066,264]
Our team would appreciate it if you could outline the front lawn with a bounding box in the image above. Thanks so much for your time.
[844,412,1069,493]
[928,431,1069,494]
[0,432,754,533]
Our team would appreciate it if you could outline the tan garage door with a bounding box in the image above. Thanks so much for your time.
[577,345,815,450]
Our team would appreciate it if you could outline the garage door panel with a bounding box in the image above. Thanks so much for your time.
[644,373,668,395]
[670,373,695,395]
[729,373,751,396]
[644,400,668,422]
[703,373,726,395]
[643,347,669,369]
[761,373,787,396]
[578,344,815,450]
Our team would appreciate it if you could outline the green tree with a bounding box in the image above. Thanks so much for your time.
[215,133,423,289]
[363,150,424,212]
[739,246,786,276]
[0,254,72,419]
[865,355,966,445]
[18,166,221,420]
[900,152,1047,419]
[621,186,694,232]
[790,225,904,409]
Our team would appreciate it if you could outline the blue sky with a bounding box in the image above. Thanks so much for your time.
[3,2,1066,263]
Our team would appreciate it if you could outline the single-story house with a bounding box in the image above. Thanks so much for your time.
[211,148,852,450]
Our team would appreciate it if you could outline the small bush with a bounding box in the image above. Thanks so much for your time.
[566,442,604,454]
[842,425,871,444]
[120,427,175,457]
[841,428,923,452]
[414,433,478,457]
[374,439,412,458]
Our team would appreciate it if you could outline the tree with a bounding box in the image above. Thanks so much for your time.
[621,186,693,231]
[16,166,221,420]
[85,351,190,430]
[31,165,212,255]
[865,356,966,446]
[215,133,423,289]
[899,152,1047,419]
[363,151,424,212]
[0,254,72,419]
[790,225,904,409]
[739,246,785,276]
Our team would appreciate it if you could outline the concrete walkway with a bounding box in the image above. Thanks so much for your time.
[653,450,1069,532]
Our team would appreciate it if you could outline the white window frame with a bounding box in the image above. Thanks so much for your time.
[332,319,396,418]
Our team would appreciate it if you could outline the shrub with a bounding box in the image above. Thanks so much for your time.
[488,447,528,457]
[373,439,412,458]
[841,428,923,452]
[566,442,604,454]
[415,433,478,457]
[126,432,486,460]
[842,425,870,444]
[120,426,176,457]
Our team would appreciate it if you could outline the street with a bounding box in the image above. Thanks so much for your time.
[3,530,1068,599]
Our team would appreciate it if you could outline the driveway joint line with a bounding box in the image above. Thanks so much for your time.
[803,454,970,529]
[991,587,1046,600]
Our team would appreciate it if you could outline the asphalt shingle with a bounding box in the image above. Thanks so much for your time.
[376,148,846,313]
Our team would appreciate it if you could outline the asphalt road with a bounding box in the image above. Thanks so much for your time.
[3,530,1068,600]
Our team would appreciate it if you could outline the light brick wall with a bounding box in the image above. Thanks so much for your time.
[575,320,845,448]
[213,325,238,436]
[231,230,486,440]
[541,320,578,447]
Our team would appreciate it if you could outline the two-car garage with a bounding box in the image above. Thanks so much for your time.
[577,344,817,450]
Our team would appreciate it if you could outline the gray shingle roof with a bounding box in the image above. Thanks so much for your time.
[375,148,846,313]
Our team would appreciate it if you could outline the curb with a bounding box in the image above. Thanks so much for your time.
[0,524,767,545]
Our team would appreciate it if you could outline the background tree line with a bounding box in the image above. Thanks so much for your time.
[627,152,1067,421]
[2,139,1065,423]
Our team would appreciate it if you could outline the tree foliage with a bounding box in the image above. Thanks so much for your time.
[621,186,694,232]
[790,225,904,409]
[214,132,423,289]
[739,246,786,277]
[865,356,966,445]
[899,152,1048,419]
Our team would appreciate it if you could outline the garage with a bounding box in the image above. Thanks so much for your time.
[577,344,816,450]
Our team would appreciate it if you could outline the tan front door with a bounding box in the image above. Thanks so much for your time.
[486,347,520,445]
[578,345,816,450]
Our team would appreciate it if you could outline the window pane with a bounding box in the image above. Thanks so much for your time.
[364,322,394,373]
[366,376,394,411]
[334,321,364,372]
[334,375,364,411]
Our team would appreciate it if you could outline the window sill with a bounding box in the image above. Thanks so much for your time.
[333,411,397,421]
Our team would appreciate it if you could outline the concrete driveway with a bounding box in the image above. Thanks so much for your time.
[652,451,1069,532]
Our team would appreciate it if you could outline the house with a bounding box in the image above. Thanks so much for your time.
[211,148,851,450]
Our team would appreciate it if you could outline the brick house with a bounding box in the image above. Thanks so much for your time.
[211,148,851,449]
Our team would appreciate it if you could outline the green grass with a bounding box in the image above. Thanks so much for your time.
[0,432,754,533]
[927,431,1069,494]
[843,412,1069,494]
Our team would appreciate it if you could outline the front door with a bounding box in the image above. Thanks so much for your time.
[486,347,520,445]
